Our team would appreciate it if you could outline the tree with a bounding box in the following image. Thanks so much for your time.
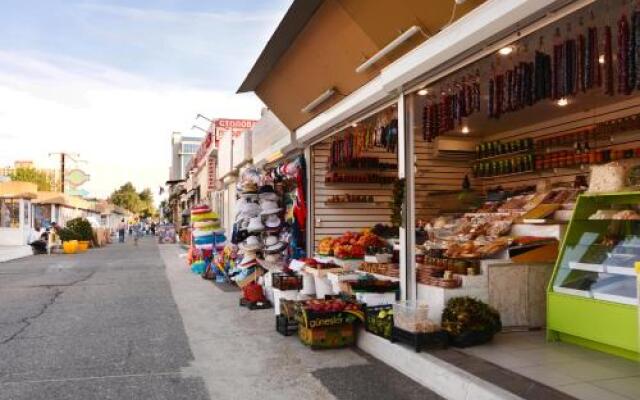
[9,167,53,191]
[138,188,156,218]
[109,182,156,216]
[109,182,142,213]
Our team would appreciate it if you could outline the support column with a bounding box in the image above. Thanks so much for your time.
[304,146,313,259]
[398,92,416,301]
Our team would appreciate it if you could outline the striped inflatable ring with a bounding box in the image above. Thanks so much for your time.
[193,221,220,229]
[191,213,219,222]
[191,206,211,214]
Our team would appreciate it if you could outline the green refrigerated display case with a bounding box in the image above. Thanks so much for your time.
[547,192,639,361]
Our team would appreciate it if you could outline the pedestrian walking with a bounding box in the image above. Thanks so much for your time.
[133,220,143,246]
[117,219,126,243]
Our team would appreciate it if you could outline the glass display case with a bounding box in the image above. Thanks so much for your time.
[548,192,639,361]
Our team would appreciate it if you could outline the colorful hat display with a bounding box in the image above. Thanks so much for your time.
[263,235,287,254]
[241,181,258,195]
[259,200,282,216]
[247,216,265,232]
[239,235,262,251]
[264,214,281,229]
[239,254,259,269]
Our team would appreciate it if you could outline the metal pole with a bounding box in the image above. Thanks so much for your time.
[61,153,65,193]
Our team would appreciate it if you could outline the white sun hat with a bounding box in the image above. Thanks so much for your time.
[259,200,282,216]
[247,216,265,232]
[239,235,262,251]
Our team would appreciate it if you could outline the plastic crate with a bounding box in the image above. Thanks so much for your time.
[393,300,438,333]
[390,326,449,352]
[364,305,393,339]
[272,273,303,291]
[276,314,298,336]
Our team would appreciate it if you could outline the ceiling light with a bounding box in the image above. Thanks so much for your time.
[351,122,358,127]
[301,87,336,113]
[557,97,569,107]
[498,46,514,56]
[598,54,605,64]
[356,25,424,73]
[461,126,470,134]
[418,88,428,96]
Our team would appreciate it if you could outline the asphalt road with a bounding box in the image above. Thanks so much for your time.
[0,238,209,400]
[1,238,443,400]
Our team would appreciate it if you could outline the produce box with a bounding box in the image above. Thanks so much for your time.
[365,305,393,339]
[295,299,364,329]
[298,323,355,349]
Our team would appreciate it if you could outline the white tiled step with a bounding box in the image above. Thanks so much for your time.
[357,330,522,400]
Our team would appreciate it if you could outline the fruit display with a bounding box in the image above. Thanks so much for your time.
[334,244,365,259]
[317,238,334,255]
[302,258,341,270]
[365,305,394,339]
[317,231,387,259]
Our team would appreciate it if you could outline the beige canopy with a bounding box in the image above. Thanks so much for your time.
[0,181,38,199]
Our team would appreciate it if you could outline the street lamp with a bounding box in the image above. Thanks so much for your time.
[196,114,213,123]
[191,125,208,134]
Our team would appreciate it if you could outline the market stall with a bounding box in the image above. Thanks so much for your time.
[400,0,640,356]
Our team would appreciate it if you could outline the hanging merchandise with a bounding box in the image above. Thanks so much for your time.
[423,72,481,140]
[604,24,615,95]
[634,10,640,89]
[330,109,398,162]
[618,14,631,94]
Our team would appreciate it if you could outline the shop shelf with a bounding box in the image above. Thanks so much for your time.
[568,261,605,273]
[355,270,400,282]
[553,285,592,298]
[324,202,388,207]
[474,149,532,162]
[606,266,637,276]
[476,170,536,180]
[591,277,637,306]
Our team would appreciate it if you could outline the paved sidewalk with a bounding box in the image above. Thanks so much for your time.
[158,243,443,400]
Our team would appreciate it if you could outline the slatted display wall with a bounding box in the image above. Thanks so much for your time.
[413,96,640,220]
[413,128,472,221]
[311,138,397,249]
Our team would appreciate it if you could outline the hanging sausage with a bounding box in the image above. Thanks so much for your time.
[618,14,631,95]
[604,25,614,96]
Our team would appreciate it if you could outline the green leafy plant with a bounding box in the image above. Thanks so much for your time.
[58,227,80,242]
[66,218,94,241]
[442,297,501,338]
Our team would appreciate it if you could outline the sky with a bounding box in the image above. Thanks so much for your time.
[0,0,291,200]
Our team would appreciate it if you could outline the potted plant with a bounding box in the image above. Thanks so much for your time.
[59,228,79,254]
[441,297,502,347]
[66,218,94,251]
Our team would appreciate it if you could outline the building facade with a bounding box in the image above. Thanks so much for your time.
[170,132,202,181]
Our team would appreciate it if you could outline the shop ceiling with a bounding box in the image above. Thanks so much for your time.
[238,0,485,130]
